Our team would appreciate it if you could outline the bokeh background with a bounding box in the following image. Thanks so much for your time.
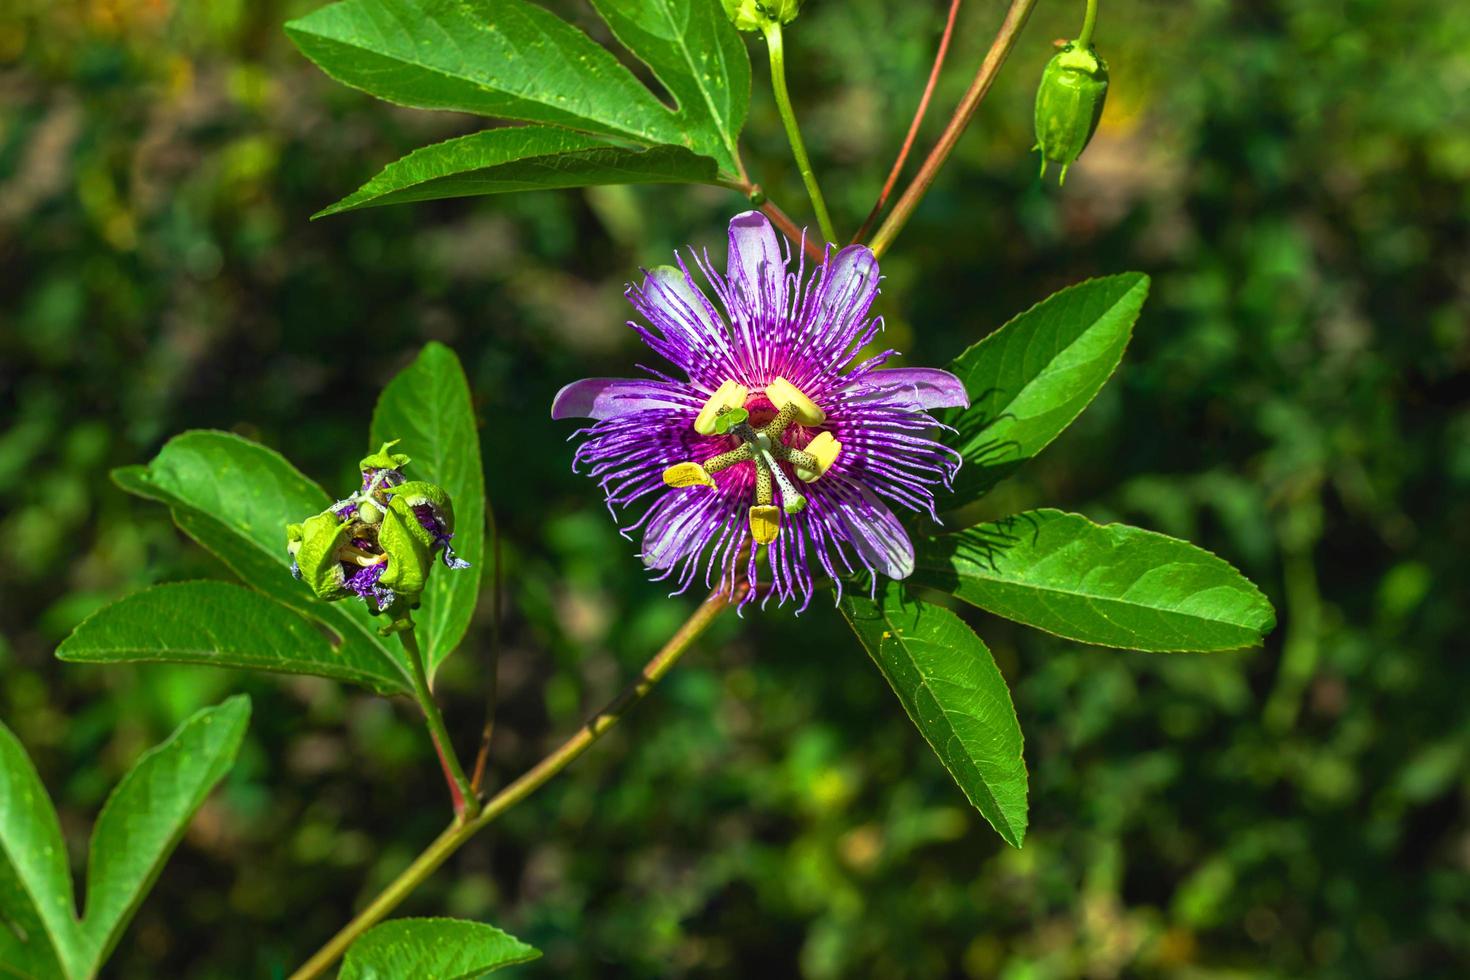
[3,0,1468,976]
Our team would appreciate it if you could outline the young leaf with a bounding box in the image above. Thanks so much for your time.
[912,509,1276,652]
[77,697,251,971]
[0,722,80,980]
[370,343,484,676]
[113,430,409,688]
[56,582,412,696]
[339,917,541,980]
[840,582,1028,847]
[316,128,719,218]
[285,0,745,173]
[941,273,1150,506]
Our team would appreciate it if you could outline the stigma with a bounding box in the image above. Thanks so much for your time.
[663,378,841,545]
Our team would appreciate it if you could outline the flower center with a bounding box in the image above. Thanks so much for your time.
[664,378,842,545]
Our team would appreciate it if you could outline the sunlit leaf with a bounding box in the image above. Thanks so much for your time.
[56,582,411,694]
[841,582,1028,847]
[340,917,540,980]
[316,128,718,217]
[370,342,484,676]
[588,0,749,171]
[913,510,1276,651]
[942,273,1149,506]
[286,0,748,174]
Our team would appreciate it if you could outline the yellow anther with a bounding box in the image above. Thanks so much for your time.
[795,432,842,483]
[765,377,826,426]
[663,462,716,488]
[694,380,750,435]
[749,504,781,544]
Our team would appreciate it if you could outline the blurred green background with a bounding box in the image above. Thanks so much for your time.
[3,0,1467,976]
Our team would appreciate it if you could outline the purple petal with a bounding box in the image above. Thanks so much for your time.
[813,245,880,345]
[726,211,787,323]
[863,368,970,410]
[842,485,916,580]
[551,378,695,421]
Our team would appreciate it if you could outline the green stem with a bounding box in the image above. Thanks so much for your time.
[868,0,1038,258]
[1077,0,1098,48]
[762,19,838,246]
[287,586,741,980]
[403,626,478,820]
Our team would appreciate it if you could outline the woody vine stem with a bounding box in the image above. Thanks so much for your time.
[290,1,1040,974]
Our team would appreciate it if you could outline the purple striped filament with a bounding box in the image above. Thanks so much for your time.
[552,211,968,611]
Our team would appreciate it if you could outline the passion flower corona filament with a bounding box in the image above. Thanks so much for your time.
[552,212,967,610]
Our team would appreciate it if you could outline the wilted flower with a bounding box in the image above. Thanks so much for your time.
[552,211,967,610]
[287,441,469,618]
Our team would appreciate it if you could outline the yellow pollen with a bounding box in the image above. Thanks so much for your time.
[795,432,842,483]
[663,461,717,488]
[694,380,750,435]
[749,504,781,544]
[766,377,826,426]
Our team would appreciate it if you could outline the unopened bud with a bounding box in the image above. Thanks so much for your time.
[1033,41,1109,185]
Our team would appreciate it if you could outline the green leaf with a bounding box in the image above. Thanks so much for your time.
[112,430,411,692]
[370,343,485,676]
[840,582,1028,847]
[77,697,251,970]
[285,0,747,174]
[316,128,718,217]
[942,273,1150,506]
[0,721,79,980]
[340,917,541,980]
[587,0,749,170]
[56,582,411,695]
[912,510,1277,652]
[0,698,250,980]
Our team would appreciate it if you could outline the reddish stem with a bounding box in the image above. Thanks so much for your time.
[853,0,964,244]
[761,198,825,263]
[868,0,1038,258]
[429,729,466,816]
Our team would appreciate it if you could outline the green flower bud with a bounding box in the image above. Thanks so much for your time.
[1033,41,1109,185]
[283,438,471,620]
[722,0,800,33]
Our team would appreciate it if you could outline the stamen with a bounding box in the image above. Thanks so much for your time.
[703,444,754,473]
[748,505,781,544]
[663,462,716,488]
[794,432,841,483]
[766,377,826,426]
[753,452,773,506]
[337,544,387,567]
[694,380,750,435]
[764,402,798,439]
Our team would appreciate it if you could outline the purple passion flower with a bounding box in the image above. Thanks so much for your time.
[552,211,967,611]
[286,441,468,616]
